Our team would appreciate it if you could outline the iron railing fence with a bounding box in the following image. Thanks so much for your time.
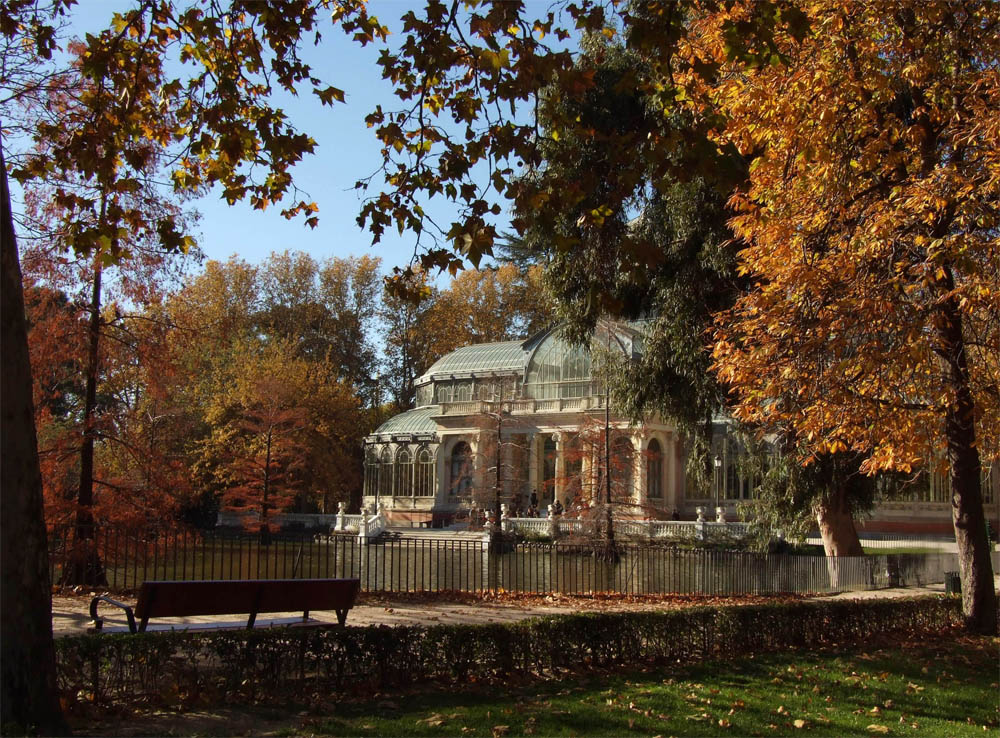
[48,524,994,595]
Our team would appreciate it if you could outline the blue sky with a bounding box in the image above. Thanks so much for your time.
[42,0,552,278]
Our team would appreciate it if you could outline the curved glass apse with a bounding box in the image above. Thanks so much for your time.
[524,334,595,399]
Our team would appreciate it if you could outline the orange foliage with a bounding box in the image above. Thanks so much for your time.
[689,1,1000,475]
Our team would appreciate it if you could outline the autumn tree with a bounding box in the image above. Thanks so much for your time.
[170,262,368,517]
[22,282,86,524]
[706,2,999,633]
[218,380,309,545]
[361,3,994,611]
[258,251,383,406]
[2,142,68,737]
[90,296,205,528]
[430,264,553,347]
[422,264,555,361]
[379,267,439,410]
[557,415,644,535]
[4,1,384,726]
[20,94,200,581]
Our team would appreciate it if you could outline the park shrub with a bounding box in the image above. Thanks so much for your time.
[55,595,960,710]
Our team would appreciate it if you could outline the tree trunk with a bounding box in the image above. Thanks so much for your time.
[934,287,997,635]
[1,144,70,735]
[260,428,272,546]
[815,487,863,589]
[61,252,107,586]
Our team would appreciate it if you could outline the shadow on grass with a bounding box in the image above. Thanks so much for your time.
[71,637,998,737]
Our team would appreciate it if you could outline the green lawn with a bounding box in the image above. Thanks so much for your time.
[295,637,996,738]
[72,634,997,736]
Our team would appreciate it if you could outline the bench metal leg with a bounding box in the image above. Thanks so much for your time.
[335,608,347,626]
[90,595,138,634]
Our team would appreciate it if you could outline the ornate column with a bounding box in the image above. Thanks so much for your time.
[581,446,593,503]
[435,439,449,504]
[628,430,646,504]
[554,431,566,503]
[527,432,539,501]
[633,431,645,505]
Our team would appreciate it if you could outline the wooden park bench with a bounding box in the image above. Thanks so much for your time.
[89,578,360,633]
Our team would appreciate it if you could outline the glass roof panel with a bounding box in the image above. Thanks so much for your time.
[371,405,440,436]
[417,340,528,381]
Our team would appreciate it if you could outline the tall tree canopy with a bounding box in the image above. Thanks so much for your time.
[5,7,997,731]
[166,254,371,515]
[365,0,997,631]
[4,1,385,724]
[704,0,999,633]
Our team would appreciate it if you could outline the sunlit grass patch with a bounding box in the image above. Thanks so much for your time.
[305,636,997,737]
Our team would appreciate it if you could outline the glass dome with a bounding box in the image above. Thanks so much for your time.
[523,325,635,400]
[524,334,595,399]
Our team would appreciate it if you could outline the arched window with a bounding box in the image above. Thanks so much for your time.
[378,446,393,498]
[647,439,663,499]
[395,447,412,496]
[726,457,739,500]
[450,442,473,497]
[415,446,435,497]
[364,446,379,497]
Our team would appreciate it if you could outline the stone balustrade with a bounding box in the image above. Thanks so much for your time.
[500,514,749,541]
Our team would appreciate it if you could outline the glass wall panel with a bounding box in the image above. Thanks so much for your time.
[415,447,435,497]
[395,447,412,496]
[453,379,473,402]
[435,382,453,404]
[364,446,379,497]
[378,447,393,498]
[525,335,597,399]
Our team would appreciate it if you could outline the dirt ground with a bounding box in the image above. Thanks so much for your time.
[55,588,830,636]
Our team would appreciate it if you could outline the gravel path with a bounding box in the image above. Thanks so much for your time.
[51,579,956,637]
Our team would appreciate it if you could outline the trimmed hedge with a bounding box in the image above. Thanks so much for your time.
[56,596,959,708]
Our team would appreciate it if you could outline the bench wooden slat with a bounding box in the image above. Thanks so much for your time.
[91,578,360,633]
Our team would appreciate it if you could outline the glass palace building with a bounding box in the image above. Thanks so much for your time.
[363,323,998,532]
